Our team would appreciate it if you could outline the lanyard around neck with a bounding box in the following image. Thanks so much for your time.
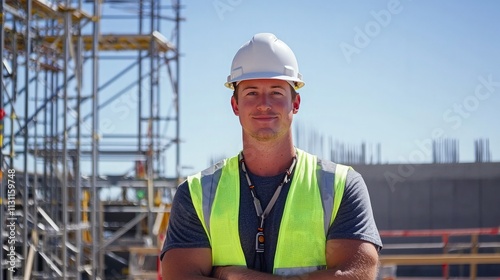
[239,152,297,254]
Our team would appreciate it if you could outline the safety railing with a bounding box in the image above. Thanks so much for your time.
[378,227,500,280]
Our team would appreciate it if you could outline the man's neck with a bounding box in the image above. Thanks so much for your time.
[241,135,296,177]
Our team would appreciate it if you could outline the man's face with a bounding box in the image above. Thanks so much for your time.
[231,79,300,142]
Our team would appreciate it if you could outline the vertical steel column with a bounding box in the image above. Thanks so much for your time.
[9,19,16,182]
[175,0,181,181]
[0,0,5,278]
[147,0,156,233]
[136,1,145,241]
[138,0,143,158]
[62,1,72,278]
[31,43,40,278]
[23,0,32,273]
[42,66,49,278]
[50,60,58,277]
[154,0,160,178]
[7,24,14,269]
[42,22,49,226]
[48,57,55,278]
[91,0,101,278]
[75,1,84,279]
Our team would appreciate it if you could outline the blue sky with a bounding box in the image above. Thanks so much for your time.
[9,1,498,178]
[164,1,499,177]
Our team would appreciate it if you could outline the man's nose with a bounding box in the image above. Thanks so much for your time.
[256,94,271,111]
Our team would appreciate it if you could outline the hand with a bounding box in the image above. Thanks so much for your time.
[211,266,234,280]
[211,266,287,280]
[213,266,256,280]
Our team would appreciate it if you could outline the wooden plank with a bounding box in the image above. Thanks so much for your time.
[379,253,500,265]
[128,247,160,254]
[6,0,91,21]
[43,34,174,52]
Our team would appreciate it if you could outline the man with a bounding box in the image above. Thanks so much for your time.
[161,33,382,279]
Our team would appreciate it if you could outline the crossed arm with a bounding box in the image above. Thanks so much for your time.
[161,238,379,280]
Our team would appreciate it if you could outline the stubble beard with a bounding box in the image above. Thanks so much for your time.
[251,128,279,142]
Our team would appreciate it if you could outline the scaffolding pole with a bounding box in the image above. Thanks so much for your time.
[90,0,100,277]
[1,1,182,278]
[0,0,6,278]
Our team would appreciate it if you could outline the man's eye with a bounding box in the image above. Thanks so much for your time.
[272,91,284,95]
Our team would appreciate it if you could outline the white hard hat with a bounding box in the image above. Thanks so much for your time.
[225,33,305,90]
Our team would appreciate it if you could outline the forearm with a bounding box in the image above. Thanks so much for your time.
[162,262,217,280]
[213,266,280,280]
[161,248,216,280]
[163,273,217,280]
[213,265,378,280]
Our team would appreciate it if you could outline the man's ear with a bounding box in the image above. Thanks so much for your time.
[292,94,301,114]
[231,96,239,116]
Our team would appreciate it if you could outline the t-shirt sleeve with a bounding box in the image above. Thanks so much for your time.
[328,168,383,251]
[160,180,211,260]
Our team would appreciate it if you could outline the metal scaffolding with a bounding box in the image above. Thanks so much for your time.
[1,0,182,279]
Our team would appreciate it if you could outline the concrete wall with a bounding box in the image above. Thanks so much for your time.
[353,162,500,230]
[352,162,500,276]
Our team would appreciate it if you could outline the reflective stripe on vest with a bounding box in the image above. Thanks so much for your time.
[187,149,350,275]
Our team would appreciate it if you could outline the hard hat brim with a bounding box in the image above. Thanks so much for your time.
[225,72,305,90]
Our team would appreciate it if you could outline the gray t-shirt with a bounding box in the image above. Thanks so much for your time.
[161,163,382,273]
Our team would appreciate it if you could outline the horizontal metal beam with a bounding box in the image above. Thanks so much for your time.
[379,253,500,265]
[100,212,147,250]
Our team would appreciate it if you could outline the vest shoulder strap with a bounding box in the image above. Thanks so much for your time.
[317,157,351,234]
[332,163,350,226]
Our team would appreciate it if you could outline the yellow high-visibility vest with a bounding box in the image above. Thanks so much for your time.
[188,149,350,276]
